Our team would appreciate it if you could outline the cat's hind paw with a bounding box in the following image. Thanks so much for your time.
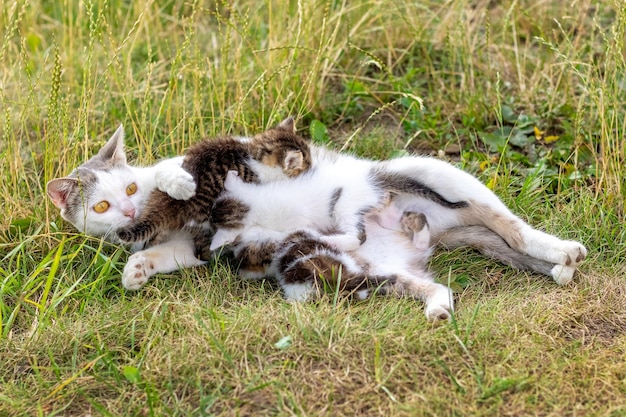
[550,264,577,286]
[424,286,453,321]
[539,239,587,267]
[561,240,587,266]
[156,167,196,200]
[122,252,156,290]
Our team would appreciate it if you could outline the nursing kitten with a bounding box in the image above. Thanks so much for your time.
[115,118,311,261]
[209,160,465,255]
[211,186,452,320]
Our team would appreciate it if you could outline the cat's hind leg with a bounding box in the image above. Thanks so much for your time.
[463,202,586,284]
[437,226,556,275]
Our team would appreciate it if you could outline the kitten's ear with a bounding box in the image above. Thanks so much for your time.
[95,124,127,165]
[47,178,79,209]
[209,229,239,251]
[276,117,296,133]
[282,150,304,176]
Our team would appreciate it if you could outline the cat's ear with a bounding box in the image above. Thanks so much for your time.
[95,124,127,165]
[47,178,79,209]
[276,117,296,133]
[209,229,239,251]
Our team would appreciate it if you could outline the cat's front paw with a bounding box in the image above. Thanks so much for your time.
[122,252,156,290]
[156,168,196,200]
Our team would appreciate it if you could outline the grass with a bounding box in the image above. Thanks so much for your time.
[1,0,625,415]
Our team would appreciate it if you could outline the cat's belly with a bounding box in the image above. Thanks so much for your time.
[355,219,432,273]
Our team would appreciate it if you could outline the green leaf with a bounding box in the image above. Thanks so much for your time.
[11,217,36,231]
[309,119,330,144]
[274,336,292,350]
[123,366,141,384]
[479,132,506,152]
[25,33,42,52]
[500,105,516,124]
[509,129,529,147]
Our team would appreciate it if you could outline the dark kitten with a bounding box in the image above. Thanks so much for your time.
[116,118,311,260]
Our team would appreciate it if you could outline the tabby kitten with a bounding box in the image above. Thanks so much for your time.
[47,120,310,290]
[115,118,311,260]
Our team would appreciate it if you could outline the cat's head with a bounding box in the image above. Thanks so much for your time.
[46,125,146,239]
[249,117,313,179]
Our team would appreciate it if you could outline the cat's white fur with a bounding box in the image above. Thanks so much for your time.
[210,155,386,253]
[359,204,452,320]
[380,157,586,284]
[47,124,305,290]
[212,181,453,320]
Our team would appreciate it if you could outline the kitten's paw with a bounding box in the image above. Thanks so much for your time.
[282,282,316,302]
[401,212,430,250]
[239,266,268,280]
[155,168,196,200]
[223,170,242,190]
[122,252,155,290]
[425,286,453,321]
[550,264,577,286]
[356,289,370,300]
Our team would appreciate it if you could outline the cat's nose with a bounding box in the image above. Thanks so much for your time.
[124,208,136,218]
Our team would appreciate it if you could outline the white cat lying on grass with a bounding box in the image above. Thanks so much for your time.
[47,120,587,298]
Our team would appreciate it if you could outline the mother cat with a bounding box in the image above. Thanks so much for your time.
[47,119,586,290]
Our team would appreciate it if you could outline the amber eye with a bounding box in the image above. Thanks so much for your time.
[126,183,138,196]
[93,201,110,213]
